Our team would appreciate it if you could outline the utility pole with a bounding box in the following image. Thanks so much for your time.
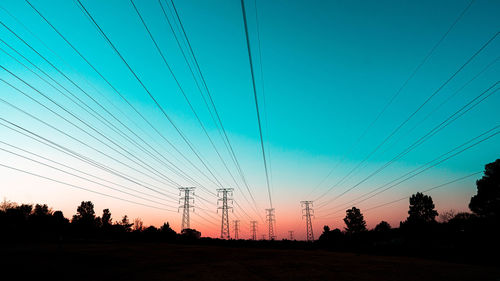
[288,230,294,240]
[178,187,195,230]
[217,188,233,239]
[265,208,276,240]
[301,201,314,241]
[250,220,257,240]
[233,220,240,239]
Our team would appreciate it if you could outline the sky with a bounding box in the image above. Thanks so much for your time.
[0,0,499,240]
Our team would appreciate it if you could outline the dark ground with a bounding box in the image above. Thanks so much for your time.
[2,242,500,281]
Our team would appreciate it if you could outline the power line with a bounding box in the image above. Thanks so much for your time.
[129,0,256,219]
[321,121,500,215]
[253,0,273,191]
[75,0,226,191]
[240,0,273,208]
[19,1,220,193]
[0,139,176,204]
[0,69,182,189]
[308,1,480,200]
[0,42,203,190]
[165,0,263,220]
[320,125,500,218]
[363,171,482,213]
[379,55,500,156]
[130,0,234,186]
[0,24,197,190]
[315,31,499,205]
[14,2,223,197]
[0,5,214,194]
[0,145,178,208]
[0,162,177,212]
[0,116,178,201]
[317,81,499,210]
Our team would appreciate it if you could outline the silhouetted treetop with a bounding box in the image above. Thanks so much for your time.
[406,192,438,225]
[118,215,133,232]
[180,228,201,240]
[160,222,177,240]
[374,221,391,232]
[343,207,367,234]
[101,209,112,227]
[33,204,52,217]
[72,201,96,222]
[469,159,500,221]
[323,225,331,233]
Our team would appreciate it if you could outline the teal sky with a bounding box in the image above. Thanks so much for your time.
[0,0,499,239]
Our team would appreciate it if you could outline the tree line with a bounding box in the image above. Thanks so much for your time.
[0,198,201,242]
[318,159,500,263]
[1,159,499,262]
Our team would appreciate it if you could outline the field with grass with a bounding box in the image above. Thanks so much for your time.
[3,242,499,281]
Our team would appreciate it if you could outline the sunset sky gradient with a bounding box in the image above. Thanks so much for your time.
[0,0,499,240]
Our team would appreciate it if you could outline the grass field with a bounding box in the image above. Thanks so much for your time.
[3,242,499,281]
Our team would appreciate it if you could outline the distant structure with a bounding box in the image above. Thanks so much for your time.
[250,220,258,240]
[288,230,294,240]
[266,208,276,240]
[233,220,240,239]
[217,188,233,239]
[301,201,314,241]
[261,234,266,240]
[178,187,195,230]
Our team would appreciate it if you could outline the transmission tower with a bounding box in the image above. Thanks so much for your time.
[233,220,240,239]
[250,220,257,240]
[178,187,195,230]
[265,208,276,240]
[217,188,233,239]
[288,230,294,240]
[301,201,314,241]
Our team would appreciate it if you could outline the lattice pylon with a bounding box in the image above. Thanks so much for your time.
[250,220,257,240]
[179,187,195,230]
[301,201,314,241]
[217,188,233,239]
[266,208,276,240]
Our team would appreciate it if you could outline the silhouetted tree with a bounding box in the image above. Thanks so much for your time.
[374,221,391,232]
[180,228,201,240]
[144,225,158,234]
[447,212,476,232]
[133,218,143,232]
[32,204,52,217]
[52,210,69,225]
[72,201,98,231]
[438,209,457,223]
[323,225,330,233]
[30,204,53,233]
[118,215,133,232]
[318,225,344,248]
[160,222,177,241]
[469,159,500,222]
[0,198,17,211]
[16,204,33,219]
[343,207,367,234]
[101,209,112,228]
[72,201,95,222]
[405,192,438,225]
[1,204,32,237]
